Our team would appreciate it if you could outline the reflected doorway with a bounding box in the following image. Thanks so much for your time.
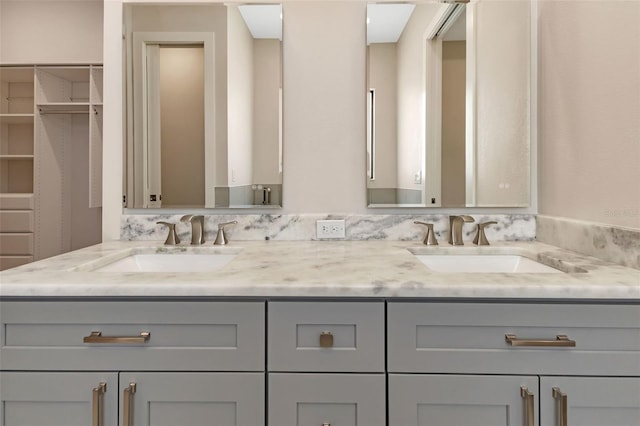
[146,45,205,208]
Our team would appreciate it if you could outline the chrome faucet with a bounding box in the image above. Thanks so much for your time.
[214,221,238,245]
[448,215,475,245]
[180,215,205,245]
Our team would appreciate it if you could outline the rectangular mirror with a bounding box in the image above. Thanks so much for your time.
[124,3,283,209]
[366,0,532,207]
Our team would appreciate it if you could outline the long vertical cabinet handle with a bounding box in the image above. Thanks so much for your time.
[552,387,568,426]
[92,382,107,426]
[123,383,137,426]
[520,386,535,426]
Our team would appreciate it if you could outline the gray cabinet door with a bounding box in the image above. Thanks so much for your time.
[540,377,640,426]
[269,373,386,426]
[119,372,264,426]
[0,372,118,426]
[389,374,538,426]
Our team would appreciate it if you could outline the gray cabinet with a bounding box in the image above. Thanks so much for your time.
[0,301,266,426]
[387,302,640,426]
[1,299,638,426]
[540,377,640,426]
[269,373,386,426]
[0,372,118,426]
[268,302,387,426]
[120,373,264,426]
[389,374,538,426]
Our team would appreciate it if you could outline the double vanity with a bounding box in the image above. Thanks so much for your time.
[1,237,639,426]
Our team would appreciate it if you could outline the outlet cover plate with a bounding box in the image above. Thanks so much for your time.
[316,220,346,239]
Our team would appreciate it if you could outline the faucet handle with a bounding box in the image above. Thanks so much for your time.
[473,221,498,246]
[214,221,238,245]
[156,221,180,245]
[414,221,438,246]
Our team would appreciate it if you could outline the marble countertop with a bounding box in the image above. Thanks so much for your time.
[1,240,639,299]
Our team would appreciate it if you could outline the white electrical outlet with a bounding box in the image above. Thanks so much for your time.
[316,220,346,239]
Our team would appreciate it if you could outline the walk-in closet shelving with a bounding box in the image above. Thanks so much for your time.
[0,66,35,270]
[0,65,102,270]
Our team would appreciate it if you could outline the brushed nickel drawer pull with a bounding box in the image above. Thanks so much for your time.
[319,331,334,348]
[521,386,534,426]
[505,334,576,347]
[322,423,331,426]
[92,382,107,426]
[552,387,568,426]
[123,383,137,426]
[83,331,150,344]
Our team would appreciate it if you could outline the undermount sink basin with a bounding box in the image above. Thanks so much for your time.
[415,254,563,273]
[94,253,237,272]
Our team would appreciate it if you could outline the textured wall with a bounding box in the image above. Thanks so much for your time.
[538,0,640,229]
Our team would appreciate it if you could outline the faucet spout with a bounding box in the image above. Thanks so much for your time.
[448,215,475,245]
[181,215,205,245]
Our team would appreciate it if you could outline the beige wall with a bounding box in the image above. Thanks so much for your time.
[441,41,466,207]
[252,39,282,184]
[283,1,367,213]
[539,0,640,229]
[159,46,205,207]
[367,43,398,189]
[0,0,103,64]
[227,6,254,188]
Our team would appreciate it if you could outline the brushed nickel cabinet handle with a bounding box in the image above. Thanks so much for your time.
[319,331,334,348]
[322,423,331,426]
[123,383,137,426]
[553,387,568,426]
[92,382,107,426]
[505,334,576,347]
[521,386,534,426]
[83,331,150,344]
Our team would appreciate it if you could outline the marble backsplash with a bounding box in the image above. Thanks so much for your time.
[537,215,640,270]
[122,214,536,243]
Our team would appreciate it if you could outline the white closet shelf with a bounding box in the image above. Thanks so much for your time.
[0,114,34,124]
[36,67,90,81]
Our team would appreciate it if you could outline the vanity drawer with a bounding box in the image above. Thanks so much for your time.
[268,302,385,372]
[387,302,640,376]
[0,301,265,371]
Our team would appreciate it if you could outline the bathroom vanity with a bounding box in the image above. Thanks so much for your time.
[1,240,639,426]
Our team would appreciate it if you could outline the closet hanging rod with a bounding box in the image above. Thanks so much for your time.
[38,108,98,115]
[5,96,34,100]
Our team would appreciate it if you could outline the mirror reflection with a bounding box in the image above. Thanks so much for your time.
[366,0,531,208]
[124,4,283,209]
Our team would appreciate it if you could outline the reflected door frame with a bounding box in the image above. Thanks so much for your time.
[132,31,216,208]
[424,2,474,207]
